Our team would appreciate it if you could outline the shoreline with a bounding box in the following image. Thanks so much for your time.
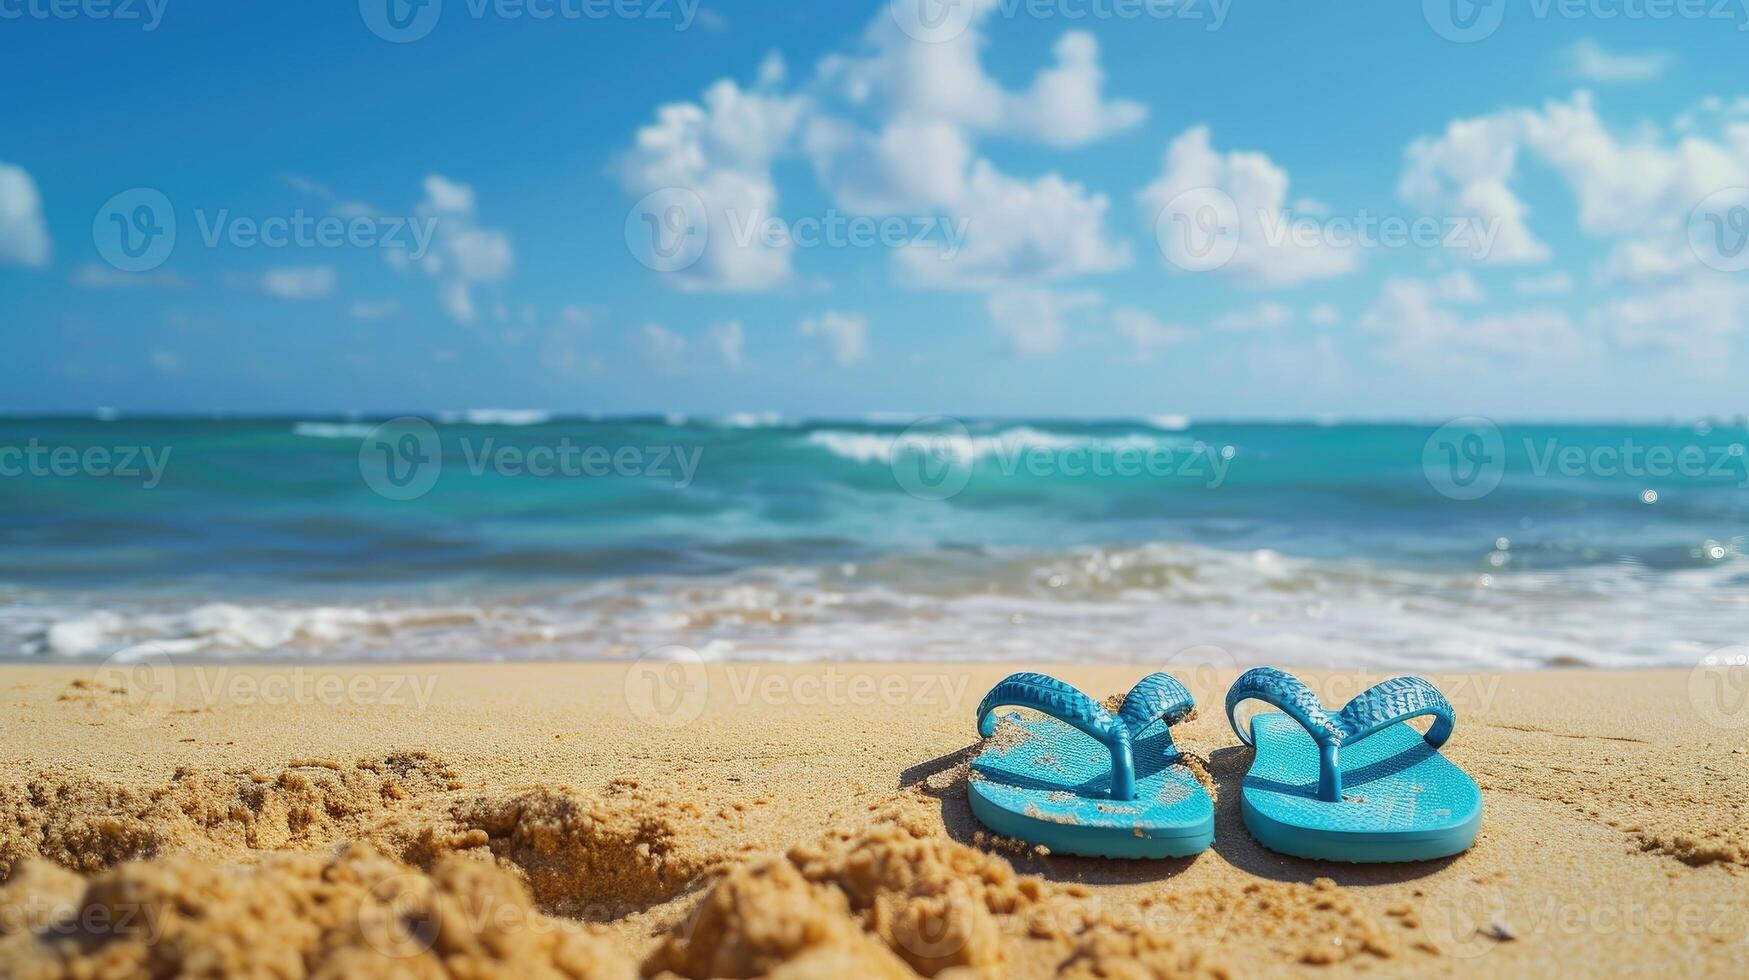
[2,662,1745,976]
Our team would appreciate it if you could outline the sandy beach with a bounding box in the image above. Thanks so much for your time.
[0,660,1743,977]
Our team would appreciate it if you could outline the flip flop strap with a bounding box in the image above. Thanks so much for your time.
[1117,672,1194,760]
[1334,675,1455,750]
[976,672,1136,801]
[1224,667,1341,748]
[1225,668,1456,802]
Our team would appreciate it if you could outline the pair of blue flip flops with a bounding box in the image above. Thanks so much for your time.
[967,667,1482,862]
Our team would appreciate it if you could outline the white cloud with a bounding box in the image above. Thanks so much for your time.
[707,320,746,371]
[1308,303,1342,326]
[1359,273,1583,368]
[1562,39,1674,84]
[820,8,1143,148]
[349,300,401,321]
[635,5,1139,292]
[0,163,50,268]
[70,263,186,289]
[1006,32,1148,148]
[1141,126,1358,287]
[148,349,183,375]
[800,311,868,366]
[280,174,330,198]
[896,161,1129,289]
[640,322,688,367]
[639,320,746,372]
[410,174,514,321]
[1400,113,1551,265]
[260,266,336,300]
[803,114,970,214]
[1111,306,1187,362]
[1212,300,1294,332]
[1400,92,1749,277]
[986,287,1103,355]
[1514,272,1576,296]
[1589,277,1749,372]
[617,72,808,292]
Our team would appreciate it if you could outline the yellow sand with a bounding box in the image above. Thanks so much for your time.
[1,662,1745,977]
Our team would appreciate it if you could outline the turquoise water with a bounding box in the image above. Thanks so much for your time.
[2,414,1744,668]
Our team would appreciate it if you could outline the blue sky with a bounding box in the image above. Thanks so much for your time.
[3,0,1748,419]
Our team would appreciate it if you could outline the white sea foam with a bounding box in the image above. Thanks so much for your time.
[292,421,376,439]
[461,409,551,426]
[12,542,1742,669]
[806,427,1184,465]
[30,603,483,658]
[714,412,790,429]
[1146,414,1192,431]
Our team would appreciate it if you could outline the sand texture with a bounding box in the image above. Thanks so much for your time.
[0,662,1744,977]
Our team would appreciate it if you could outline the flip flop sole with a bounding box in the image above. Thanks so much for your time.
[970,713,1214,859]
[1240,713,1482,863]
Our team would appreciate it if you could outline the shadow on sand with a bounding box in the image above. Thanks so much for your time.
[899,742,1454,888]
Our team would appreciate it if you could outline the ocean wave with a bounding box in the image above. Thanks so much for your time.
[14,542,1740,668]
[29,603,486,659]
[805,426,1190,465]
[712,412,790,429]
[457,409,552,426]
[292,421,376,439]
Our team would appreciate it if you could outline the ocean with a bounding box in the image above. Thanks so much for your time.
[2,414,1744,670]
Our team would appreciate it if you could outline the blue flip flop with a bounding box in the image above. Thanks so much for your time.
[1225,667,1482,863]
[967,671,1214,858]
